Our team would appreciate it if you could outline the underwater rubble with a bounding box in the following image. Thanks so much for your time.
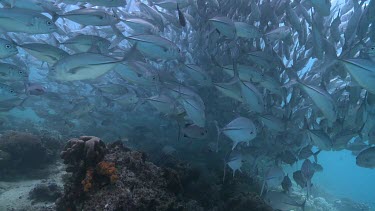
[56,136,273,211]
[29,182,63,204]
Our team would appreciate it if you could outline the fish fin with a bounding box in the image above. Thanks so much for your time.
[110,24,126,49]
[232,141,239,150]
[51,11,59,23]
[121,42,139,62]
[185,123,193,127]
[313,150,321,163]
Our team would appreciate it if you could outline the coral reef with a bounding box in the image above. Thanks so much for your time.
[56,138,272,211]
[0,131,62,179]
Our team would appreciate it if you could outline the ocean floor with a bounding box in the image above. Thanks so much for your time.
[0,132,372,211]
[0,163,64,211]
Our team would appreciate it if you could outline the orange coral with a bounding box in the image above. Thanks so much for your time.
[82,168,94,192]
[97,161,118,183]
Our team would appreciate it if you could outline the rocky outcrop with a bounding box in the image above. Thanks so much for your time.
[56,137,273,211]
[0,131,62,179]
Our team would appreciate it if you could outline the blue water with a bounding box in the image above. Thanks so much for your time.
[315,150,375,210]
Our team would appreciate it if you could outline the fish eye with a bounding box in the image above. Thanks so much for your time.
[5,44,10,49]
[250,131,254,134]
[46,21,52,25]
[10,90,14,93]
[19,71,23,74]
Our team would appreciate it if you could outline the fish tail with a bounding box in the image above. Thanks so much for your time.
[223,158,227,183]
[260,178,266,197]
[177,120,181,142]
[301,198,307,211]
[214,120,220,152]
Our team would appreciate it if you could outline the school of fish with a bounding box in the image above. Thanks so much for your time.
[1,0,375,210]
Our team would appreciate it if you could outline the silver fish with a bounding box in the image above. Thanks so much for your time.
[209,16,236,39]
[0,38,18,58]
[154,0,190,10]
[19,43,69,65]
[182,64,212,86]
[60,8,119,26]
[62,34,111,54]
[0,63,28,81]
[180,95,206,127]
[265,26,292,42]
[214,80,243,102]
[115,61,159,86]
[311,0,331,16]
[308,129,333,151]
[181,123,208,139]
[356,147,375,168]
[51,53,125,81]
[123,18,160,34]
[0,83,18,101]
[240,80,264,113]
[259,114,286,132]
[297,81,337,124]
[234,22,262,39]
[222,64,264,83]
[125,34,181,60]
[226,151,243,177]
[218,117,257,150]
[261,166,285,195]
[341,59,375,94]
[0,8,57,34]
[146,94,178,115]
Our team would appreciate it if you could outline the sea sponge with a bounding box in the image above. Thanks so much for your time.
[60,136,107,169]
[97,161,118,183]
